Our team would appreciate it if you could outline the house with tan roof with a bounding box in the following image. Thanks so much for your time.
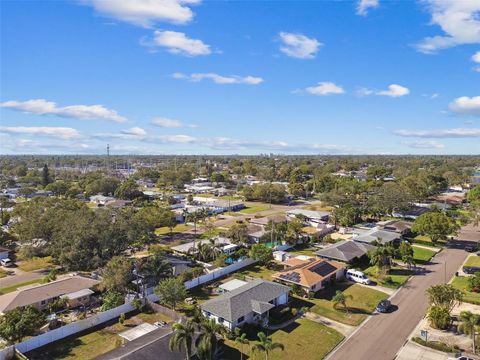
[0,276,100,314]
[273,258,346,294]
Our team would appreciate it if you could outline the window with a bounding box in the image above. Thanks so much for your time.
[237,316,245,323]
[40,300,46,305]
[218,317,224,323]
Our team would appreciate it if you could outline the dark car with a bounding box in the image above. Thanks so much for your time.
[463,266,480,274]
[465,245,477,253]
[376,300,392,313]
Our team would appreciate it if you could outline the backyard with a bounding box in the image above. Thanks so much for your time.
[239,202,271,214]
[234,263,282,281]
[26,310,173,360]
[154,224,192,236]
[296,283,389,326]
[223,318,344,360]
[17,256,54,272]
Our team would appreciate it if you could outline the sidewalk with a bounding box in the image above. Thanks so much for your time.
[356,282,396,296]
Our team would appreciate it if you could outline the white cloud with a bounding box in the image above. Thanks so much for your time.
[279,32,321,59]
[173,72,263,85]
[81,0,199,27]
[401,140,445,149]
[143,30,211,56]
[302,82,345,96]
[0,99,126,123]
[472,51,480,72]
[394,128,480,138]
[0,126,81,139]
[121,127,147,136]
[150,117,198,128]
[449,96,480,116]
[356,0,379,16]
[376,84,410,97]
[416,0,480,53]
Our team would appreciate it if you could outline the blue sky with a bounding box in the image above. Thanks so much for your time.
[1,0,479,155]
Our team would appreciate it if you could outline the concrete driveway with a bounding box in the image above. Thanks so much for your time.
[326,224,477,360]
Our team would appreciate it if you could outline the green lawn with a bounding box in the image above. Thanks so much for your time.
[464,255,480,267]
[234,264,282,281]
[223,318,344,360]
[411,235,447,247]
[155,224,192,235]
[17,256,54,272]
[451,276,480,305]
[363,266,412,289]
[0,278,44,295]
[27,311,173,360]
[239,203,271,214]
[412,246,437,265]
[300,283,389,326]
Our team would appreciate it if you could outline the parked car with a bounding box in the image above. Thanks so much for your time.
[463,266,480,274]
[0,258,13,267]
[154,321,166,328]
[465,245,477,253]
[448,356,476,360]
[375,300,392,313]
[346,269,371,285]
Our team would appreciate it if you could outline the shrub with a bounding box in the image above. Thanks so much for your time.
[428,306,451,330]
[412,337,459,353]
[119,313,125,325]
[291,308,298,317]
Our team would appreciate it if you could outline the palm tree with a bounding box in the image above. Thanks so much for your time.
[235,331,249,360]
[332,290,353,314]
[144,254,172,285]
[169,320,196,360]
[196,318,226,360]
[368,244,394,274]
[460,311,480,354]
[252,331,284,360]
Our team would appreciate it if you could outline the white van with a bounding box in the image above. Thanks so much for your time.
[346,269,371,285]
[0,258,13,267]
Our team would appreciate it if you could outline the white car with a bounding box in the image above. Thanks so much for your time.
[0,258,13,267]
[346,269,371,285]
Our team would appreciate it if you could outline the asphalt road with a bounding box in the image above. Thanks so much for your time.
[327,224,479,360]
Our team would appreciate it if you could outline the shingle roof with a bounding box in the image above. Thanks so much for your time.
[0,276,99,313]
[353,228,401,245]
[315,240,376,262]
[200,279,290,322]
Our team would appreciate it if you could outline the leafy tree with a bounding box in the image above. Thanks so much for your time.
[428,305,451,330]
[460,311,480,354]
[226,223,249,245]
[399,242,415,269]
[252,331,284,360]
[0,305,46,344]
[250,244,273,266]
[426,284,463,312]
[332,290,353,313]
[468,272,480,292]
[100,291,124,311]
[100,256,134,294]
[169,320,196,360]
[234,330,250,360]
[196,318,226,360]
[155,277,187,310]
[42,164,51,187]
[412,212,459,244]
[114,180,144,200]
[286,218,304,245]
[468,185,480,205]
[45,180,69,196]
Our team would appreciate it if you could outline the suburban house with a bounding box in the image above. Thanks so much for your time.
[377,220,413,236]
[352,228,402,246]
[0,246,10,260]
[392,205,431,220]
[273,258,346,293]
[171,237,232,256]
[201,279,290,330]
[249,214,288,228]
[246,224,266,243]
[286,209,330,225]
[90,194,115,206]
[315,240,376,263]
[0,276,100,314]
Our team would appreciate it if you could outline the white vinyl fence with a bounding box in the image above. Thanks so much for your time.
[0,258,257,360]
[184,258,256,289]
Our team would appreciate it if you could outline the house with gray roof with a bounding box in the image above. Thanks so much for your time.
[352,228,401,245]
[315,240,376,263]
[200,279,290,330]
